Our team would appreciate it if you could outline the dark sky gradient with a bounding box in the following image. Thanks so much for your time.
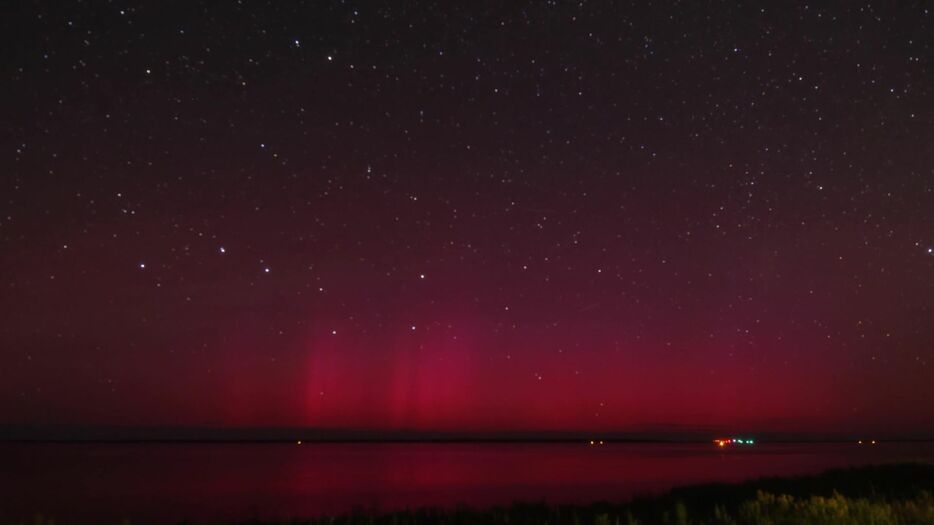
[1,2,932,437]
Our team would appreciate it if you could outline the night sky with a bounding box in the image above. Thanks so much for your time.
[2,2,932,438]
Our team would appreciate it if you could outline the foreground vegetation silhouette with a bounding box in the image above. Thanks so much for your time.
[15,463,934,525]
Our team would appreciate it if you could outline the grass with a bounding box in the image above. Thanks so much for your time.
[12,463,934,525]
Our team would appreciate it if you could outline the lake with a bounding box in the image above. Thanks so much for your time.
[2,441,933,524]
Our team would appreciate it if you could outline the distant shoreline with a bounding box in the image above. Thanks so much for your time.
[3,437,934,444]
[6,424,933,444]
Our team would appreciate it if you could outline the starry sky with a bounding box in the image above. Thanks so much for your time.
[1,2,933,438]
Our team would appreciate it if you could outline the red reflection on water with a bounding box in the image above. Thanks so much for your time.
[2,442,933,524]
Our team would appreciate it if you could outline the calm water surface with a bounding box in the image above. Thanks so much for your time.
[2,442,933,524]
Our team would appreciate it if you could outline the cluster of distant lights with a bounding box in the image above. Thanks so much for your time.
[714,437,755,447]
[295,439,886,447]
